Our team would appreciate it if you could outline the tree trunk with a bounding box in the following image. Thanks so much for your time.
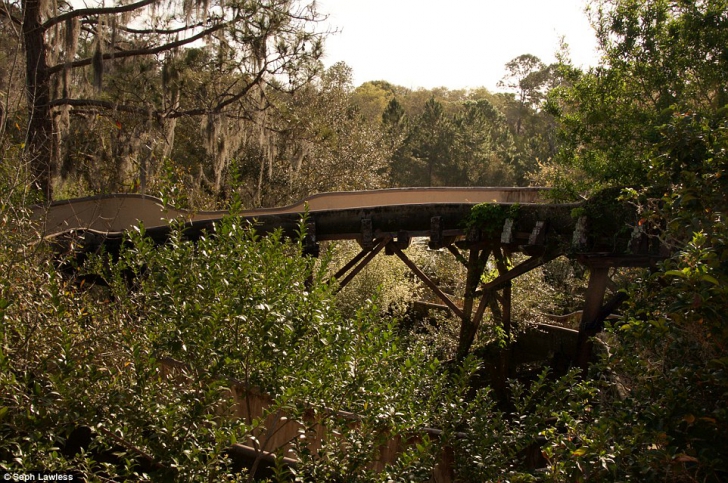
[22,0,54,200]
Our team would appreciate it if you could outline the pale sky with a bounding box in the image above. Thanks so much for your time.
[316,0,601,91]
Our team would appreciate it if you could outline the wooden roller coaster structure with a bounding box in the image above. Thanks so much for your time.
[33,186,670,479]
[36,186,667,368]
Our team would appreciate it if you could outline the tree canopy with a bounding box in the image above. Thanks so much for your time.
[7,0,325,200]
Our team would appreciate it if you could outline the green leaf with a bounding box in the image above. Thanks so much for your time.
[700,274,720,285]
[664,270,686,278]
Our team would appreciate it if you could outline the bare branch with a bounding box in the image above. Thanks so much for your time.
[114,22,205,35]
[49,64,262,119]
[0,3,22,26]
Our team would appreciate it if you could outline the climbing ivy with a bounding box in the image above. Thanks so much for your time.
[464,202,521,238]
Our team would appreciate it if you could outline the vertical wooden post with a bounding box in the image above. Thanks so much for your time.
[456,246,489,361]
[492,249,512,341]
[487,248,511,392]
[576,266,610,371]
[461,248,481,322]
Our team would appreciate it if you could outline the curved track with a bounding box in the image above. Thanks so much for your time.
[37,187,554,241]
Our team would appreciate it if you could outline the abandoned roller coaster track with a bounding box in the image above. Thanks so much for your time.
[34,186,669,370]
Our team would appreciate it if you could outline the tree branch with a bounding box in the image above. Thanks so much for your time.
[50,98,154,117]
[49,67,261,120]
[42,0,158,31]
[46,20,229,75]
[115,21,205,35]
[0,3,22,26]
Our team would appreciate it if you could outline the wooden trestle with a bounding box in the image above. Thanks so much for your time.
[35,187,669,370]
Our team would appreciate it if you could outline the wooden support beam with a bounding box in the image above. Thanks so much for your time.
[456,247,490,360]
[332,246,371,281]
[360,218,373,249]
[461,248,482,322]
[584,291,628,332]
[445,244,468,266]
[388,242,464,320]
[501,218,515,244]
[428,216,443,249]
[385,230,412,255]
[493,248,513,388]
[471,290,491,329]
[528,221,548,246]
[480,251,560,293]
[457,287,503,361]
[493,248,512,338]
[335,236,390,292]
[575,267,610,370]
[572,216,588,249]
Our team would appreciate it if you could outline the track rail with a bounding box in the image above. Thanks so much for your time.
[36,187,554,241]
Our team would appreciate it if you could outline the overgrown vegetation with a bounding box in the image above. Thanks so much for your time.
[0,188,608,481]
[2,0,727,480]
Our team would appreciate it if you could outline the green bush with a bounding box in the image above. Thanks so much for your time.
[0,208,462,480]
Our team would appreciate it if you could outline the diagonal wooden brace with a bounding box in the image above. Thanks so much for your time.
[388,241,464,319]
[446,244,468,267]
[332,246,371,281]
[480,250,560,293]
[335,236,391,292]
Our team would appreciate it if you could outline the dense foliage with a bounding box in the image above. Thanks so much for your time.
[2,0,727,480]
[545,1,728,481]
[0,190,607,481]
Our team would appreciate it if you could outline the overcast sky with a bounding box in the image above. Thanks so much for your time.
[316,0,601,91]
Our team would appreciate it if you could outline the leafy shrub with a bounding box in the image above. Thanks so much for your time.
[0,208,459,480]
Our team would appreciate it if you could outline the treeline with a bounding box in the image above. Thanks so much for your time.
[1,0,727,481]
[1,0,559,208]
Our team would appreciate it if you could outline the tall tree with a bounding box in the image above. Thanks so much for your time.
[398,97,454,186]
[451,99,516,186]
[548,0,728,191]
[498,54,550,135]
[546,3,728,478]
[4,0,324,200]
